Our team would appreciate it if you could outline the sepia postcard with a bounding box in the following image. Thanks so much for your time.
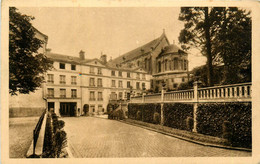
[1,0,260,164]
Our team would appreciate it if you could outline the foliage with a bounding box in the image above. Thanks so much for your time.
[153,112,160,124]
[42,112,68,158]
[186,116,194,131]
[196,102,251,148]
[9,7,52,95]
[128,103,161,123]
[163,103,194,130]
[179,7,251,86]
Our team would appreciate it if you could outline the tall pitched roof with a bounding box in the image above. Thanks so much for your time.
[108,32,170,67]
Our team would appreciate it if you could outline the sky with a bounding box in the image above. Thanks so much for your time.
[17,7,206,70]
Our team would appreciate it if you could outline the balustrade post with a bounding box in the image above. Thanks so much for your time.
[160,86,166,126]
[193,81,201,133]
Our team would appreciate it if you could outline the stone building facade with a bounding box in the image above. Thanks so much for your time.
[108,31,189,92]
[45,51,151,116]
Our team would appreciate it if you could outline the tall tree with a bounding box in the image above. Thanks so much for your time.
[178,7,214,86]
[178,7,251,86]
[9,7,52,95]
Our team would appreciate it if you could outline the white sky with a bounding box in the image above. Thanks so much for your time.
[17,7,206,70]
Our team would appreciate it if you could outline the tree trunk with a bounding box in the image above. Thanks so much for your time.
[204,7,213,86]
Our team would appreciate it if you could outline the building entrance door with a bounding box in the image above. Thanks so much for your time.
[60,102,77,117]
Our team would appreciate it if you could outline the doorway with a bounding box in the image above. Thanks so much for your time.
[60,102,77,117]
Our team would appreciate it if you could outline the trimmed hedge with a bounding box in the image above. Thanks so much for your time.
[128,103,161,124]
[42,112,68,158]
[197,102,251,148]
[163,103,194,131]
[128,102,251,148]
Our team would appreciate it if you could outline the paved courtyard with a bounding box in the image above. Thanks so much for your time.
[61,117,251,158]
[9,117,39,158]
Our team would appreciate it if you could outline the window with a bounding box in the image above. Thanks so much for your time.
[127,81,131,88]
[97,68,102,75]
[112,80,116,87]
[142,83,146,90]
[111,70,115,76]
[71,89,77,98]
[60,89,66,98]
[71,76,77,85]
[90,91,95,101]
[98,105,103,112]
[60,63,65,69]
[47,74,54,83]
[90,67,95,74]
[47,88,54,98]
[174,58,178,70]
[111,92,117,100]
[90,78,95,86]
[184,60,187,70]
[119,92,123,99]
[136,73,140,79]
[165,59,168,71]
[136,82,140,89]
[173,83,178,88]
[98,92,103,101]
[127,72,131,78]
[71,64,76,70]
[182,77,185,82]
[118,81,123,88]
[158,61,161,72]
[142,74,146,80]
[118,71,122,77]
[97,78,102,87]
[172,78,174,82]
[60,75,66,84]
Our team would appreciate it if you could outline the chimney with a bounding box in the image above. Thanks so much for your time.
[100,54,107,63]
[79,50,85,60]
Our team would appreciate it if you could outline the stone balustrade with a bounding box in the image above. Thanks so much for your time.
[130,82,252,103]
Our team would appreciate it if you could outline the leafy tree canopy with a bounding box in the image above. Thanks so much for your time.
[9,7,52,95]
[178,7,251,86]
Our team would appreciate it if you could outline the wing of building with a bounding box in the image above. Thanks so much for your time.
[107,31,189,92]
[45,50,151,117]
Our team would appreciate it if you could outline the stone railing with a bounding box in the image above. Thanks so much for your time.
[129,81,251,133]
[130,82,252,103]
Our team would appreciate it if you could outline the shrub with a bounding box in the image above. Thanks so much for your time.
[42,111,68,158]
[136,111,142,120]
[186,116,194,131]
[197,102,251,148]
[153,112,160,124]
[163,103,193,130]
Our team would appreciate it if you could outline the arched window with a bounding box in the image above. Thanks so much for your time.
[144,58,147,69]
[184,60,187,70]
[158,61,161,72]
[165,60,168,71]
[174,58,178,70]
[168,60,171,70]
[137,61,140,66]
[180,60,184,70]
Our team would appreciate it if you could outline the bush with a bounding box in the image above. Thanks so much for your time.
[197,102,251,148]
[186,116,194,131]
[163,103,193,130]
[136,111,142,120]
[153,112,160,124]
[128,103,161,123]
[42,112,68,158]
